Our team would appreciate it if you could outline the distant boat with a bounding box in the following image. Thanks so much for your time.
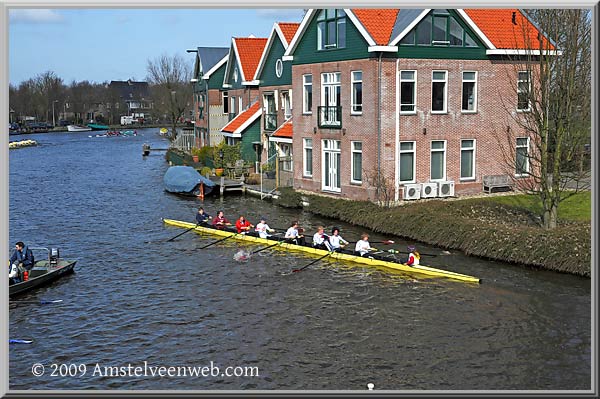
[67,125,92,132]
[163,166,216,197]
[87,123,109,130]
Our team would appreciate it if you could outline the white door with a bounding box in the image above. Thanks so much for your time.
[322,139,341,192]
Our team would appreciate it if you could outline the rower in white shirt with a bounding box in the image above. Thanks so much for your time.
[254,217,275,239]
[329,227,349,252]
[354,233,373,257]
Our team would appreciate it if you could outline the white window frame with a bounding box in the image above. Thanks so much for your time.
[279,143,293,172]
[515,137,530,176]
[430,140,447,181]
[351,70,363,115]
[238,97,243,114]
[517,70,531,112]
[461,71,477,113]
[399,141,416,183]
[460,139,476,180]
[431,70,448,114]
[303,74,313,114]
[322,139,341,192]
[303,138,313,177]
[350,141,362,184]
[281,91,291,119]
[400,70,417,114]
[230,96,236,115]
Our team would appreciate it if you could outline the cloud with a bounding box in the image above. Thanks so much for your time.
[256,9,305,20]
[10,9,65,24]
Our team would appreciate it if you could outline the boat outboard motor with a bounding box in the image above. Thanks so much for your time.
[49,248,60,265]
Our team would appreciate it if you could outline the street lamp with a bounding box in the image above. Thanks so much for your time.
[218,149,224,168]
[52,100,59,128]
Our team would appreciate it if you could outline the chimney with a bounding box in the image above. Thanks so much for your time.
[512,11,517,25]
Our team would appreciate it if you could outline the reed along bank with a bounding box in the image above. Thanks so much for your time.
[275,188,591,277]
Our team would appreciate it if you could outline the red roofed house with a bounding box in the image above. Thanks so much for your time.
[254,22,300,187]
[283,8,550,202]
[220,36,268,168]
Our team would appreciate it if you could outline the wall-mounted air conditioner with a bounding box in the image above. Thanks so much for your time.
[403,183,421,200]
[421,182,438,198]
[437,181,455,197]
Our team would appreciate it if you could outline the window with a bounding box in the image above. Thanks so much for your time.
[400,10,478,48]
[282,91,291,119]
[351,71,362,114]
[280,143,292,172]
[516,137,530,176]
[462,71,477,112]
[303,74,313,114]
[303,138,313,177]
[430,140,446,180]
[230,96,236,114]
[275,59,283,78]
[222,91,229,114]
[399,141,415,183]
[517,71,531,111]
[351,141,362,183]
[432,71,447,113]
[400,70,417,113]
[319,72,342,127]
[322,139,341,192]
[460,139,475,179]
[317,9,346,50]
[264,93,276,131]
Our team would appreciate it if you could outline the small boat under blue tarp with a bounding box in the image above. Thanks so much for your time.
[163,166,216,197]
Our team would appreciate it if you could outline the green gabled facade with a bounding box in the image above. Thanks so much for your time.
[258,36,292,86]
[224,56,245,89]
[291,11,372,65]
[207,63,227,90]
[396,9,488,60]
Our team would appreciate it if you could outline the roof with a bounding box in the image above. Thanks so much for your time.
[197,47,229,74]
[233,37,268,82]
[272,118,293,139]
[277,22,301,46]
[352,9,399,45]
[221,102,262,135]
[108,80,150,100]
[464,9,553,50]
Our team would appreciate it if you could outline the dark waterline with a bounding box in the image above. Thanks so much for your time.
[8,129,591,390]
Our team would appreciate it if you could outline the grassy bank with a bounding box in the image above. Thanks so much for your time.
[276,189,591,277]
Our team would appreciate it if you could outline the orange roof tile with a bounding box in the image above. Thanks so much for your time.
[465,9,553,50]
[234,37,268,81]
[272,119,293,138]
[352,9,399,45]
[277,22,301,46]
[221,102,262,134]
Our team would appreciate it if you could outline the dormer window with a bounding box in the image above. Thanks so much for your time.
[317,9,346,50]
[400,10,478,48]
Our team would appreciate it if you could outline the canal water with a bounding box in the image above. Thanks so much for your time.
[8,129,591,391]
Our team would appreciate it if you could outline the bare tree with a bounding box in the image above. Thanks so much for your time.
[498,9,591,229]
[146,53,192,140]
[366,167,396,208]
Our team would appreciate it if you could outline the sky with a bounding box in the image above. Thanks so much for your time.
[8,8,305,86]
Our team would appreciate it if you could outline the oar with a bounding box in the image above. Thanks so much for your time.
[167,224,198,242]
[388,249,439,257]
[251,237,289,254]
[11,299,63,305]
[9,339,33,344]
[292,252,333,273]
[199,232,238,249]
[349,240,395,245]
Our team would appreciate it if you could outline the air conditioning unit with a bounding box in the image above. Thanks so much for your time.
[438,181,455,197]
[421,182,438,198]
[403,183,421,200]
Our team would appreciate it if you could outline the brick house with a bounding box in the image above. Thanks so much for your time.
[253,22,300,181]
[283,8,548,202]
[190,47,229,147]
[220,36,268,167]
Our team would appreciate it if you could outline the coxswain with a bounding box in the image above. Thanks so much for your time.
[405,245,420,266]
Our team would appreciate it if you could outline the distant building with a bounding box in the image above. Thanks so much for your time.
[108,80,154,120]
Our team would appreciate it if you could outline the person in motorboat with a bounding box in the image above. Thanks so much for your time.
[196,207,212,225]
[284,221,305,245]
[9,241,35,274]
[355,233,374,257]
[211,211,232,230]
[312,226,333,251]
[255,217,275,239]
[235,216,254,234]
[405,245,420,267]
[329,227,349,252]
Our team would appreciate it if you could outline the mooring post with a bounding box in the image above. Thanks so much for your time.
[220,176,225,196]
[142,143,150,156]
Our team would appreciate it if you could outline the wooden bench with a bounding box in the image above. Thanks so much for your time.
[483,174,514,193]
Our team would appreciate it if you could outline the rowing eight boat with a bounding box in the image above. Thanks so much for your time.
[163,219,481,284]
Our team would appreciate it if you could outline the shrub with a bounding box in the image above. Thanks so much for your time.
[199,166,212,177]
